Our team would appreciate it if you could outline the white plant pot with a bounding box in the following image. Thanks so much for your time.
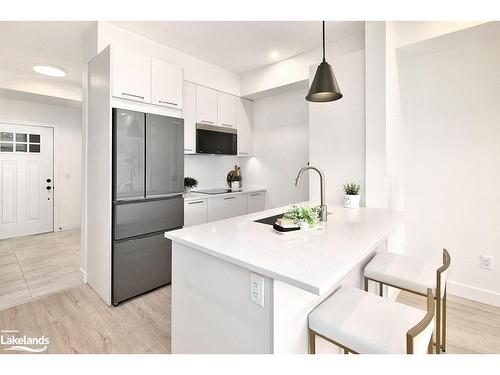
[344,194,360,209]
[185,187,192,194]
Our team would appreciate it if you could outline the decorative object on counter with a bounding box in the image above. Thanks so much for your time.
[273,217,300,234]
[184,177,198,193]
[343,182,361,208]
[306,21,342,103]
[227,165,242,190]
[283,205,320,230]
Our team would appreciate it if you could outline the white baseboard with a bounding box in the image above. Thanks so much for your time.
[447,280,500,307]
[56,223,81,231]
[79,267,87,284]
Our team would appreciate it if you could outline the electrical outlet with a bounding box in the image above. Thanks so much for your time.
[250,273,265,307]
[480,255,493,270]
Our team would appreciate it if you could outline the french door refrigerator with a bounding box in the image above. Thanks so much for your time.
[112,108,184,305]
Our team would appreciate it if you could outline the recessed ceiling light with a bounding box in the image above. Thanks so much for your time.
[270,51,280,59]
[33,64,66,78]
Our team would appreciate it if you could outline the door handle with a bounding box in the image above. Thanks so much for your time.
[46,186,52,190]
[223,196,236,200]
[159,100,178,106]
[188,200,205,205]
[46,178,51,183]
[122,92,145,100]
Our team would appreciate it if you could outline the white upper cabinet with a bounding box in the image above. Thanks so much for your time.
[112,47,151,103]
[196,85,218,125]
[151,58,183,110]
[236,98,253,156]
[182,81,196,154]
[217,92,236,128]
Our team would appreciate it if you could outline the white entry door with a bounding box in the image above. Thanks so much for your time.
[0,124,54,239]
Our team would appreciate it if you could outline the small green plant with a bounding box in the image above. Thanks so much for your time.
[283,205,320,226]
[184,177,198,188]
[344,182,360,195]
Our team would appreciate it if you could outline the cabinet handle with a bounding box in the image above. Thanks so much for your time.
[250,193,261,197]
[223,196,236,200]
[188,200,205,205]
[122,92,145,99]
[184,148,193,151]
[200,120,214,124]
[221,123,233,127]
[159,100,178,106]
[239,152,249,155]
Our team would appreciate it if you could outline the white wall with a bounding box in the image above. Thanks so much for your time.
[308,50,366,207]
[185,155,240,190]
[241,32,365,98]
[0,95,82,231]
[396,32,500,306]
[240,89,309,209]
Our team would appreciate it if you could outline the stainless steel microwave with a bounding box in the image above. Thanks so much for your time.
[196,123,237,155]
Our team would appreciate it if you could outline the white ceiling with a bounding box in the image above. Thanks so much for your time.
[112,21,365,73]
[0,21,93,85]
[0,21,364,89]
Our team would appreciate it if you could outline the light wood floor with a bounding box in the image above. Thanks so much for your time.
[0,230,82,310]
[397,291,500,354]
[0,282,499,354]
[0,283,170,354]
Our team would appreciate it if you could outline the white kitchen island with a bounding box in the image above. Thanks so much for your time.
[165,203,404,354]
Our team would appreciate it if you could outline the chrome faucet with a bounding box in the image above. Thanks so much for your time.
[294,166,327,222]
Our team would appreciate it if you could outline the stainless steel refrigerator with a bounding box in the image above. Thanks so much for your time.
[112,108,184,305]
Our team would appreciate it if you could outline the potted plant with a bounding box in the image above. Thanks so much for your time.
[343,182,361,208]
[184,177,198,194]
[283,205,321,230]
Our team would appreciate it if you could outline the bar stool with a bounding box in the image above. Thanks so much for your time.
[364,249,451,353]
[308,287,435,354]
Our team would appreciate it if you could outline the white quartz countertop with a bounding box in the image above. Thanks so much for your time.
[183,188,266,201]
[165,203,404,295]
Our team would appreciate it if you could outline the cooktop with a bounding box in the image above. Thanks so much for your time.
[192,188,242,195]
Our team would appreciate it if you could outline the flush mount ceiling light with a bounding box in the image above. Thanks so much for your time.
[270,50,280,59]
[306,21,342,102]
[32,64,66,78]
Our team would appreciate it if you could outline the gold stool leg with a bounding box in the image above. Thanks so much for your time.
[436,296,441,354]
[442,289,447,352]
[364,277,368,292]
[379,282,383,297]
[308,329,316,354]
[344,348,349,354]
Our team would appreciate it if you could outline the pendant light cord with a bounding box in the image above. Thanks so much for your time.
[322,21,326,62]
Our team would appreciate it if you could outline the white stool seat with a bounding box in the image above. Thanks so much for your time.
[308,286,427,354]
[365,253,445,297]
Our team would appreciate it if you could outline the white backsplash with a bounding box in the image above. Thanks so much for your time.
[184,155,240,189]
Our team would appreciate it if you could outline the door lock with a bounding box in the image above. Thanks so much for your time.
[46,178,51,183]
[46,186,52,190]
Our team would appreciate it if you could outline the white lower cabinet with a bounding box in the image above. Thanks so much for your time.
[247,192,265,214]
[184,199,208,227]
[184,191,265,227]
[207,195,246,222]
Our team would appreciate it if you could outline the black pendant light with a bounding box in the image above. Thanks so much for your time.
[306,21,343,102]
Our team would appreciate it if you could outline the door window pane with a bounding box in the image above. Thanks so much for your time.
[1,143,14,152]
[29,134,40,143]
[29,144,40,153]
[16,133,27,142]
[16,143,27,152]
[1,132,13,142]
